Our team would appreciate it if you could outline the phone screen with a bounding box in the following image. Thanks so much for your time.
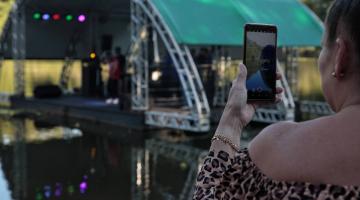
[244,24,277,101]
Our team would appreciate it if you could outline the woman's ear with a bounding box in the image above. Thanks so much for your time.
[334,37,349,78]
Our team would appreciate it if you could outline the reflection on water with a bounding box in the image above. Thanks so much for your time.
[0,117,262,200]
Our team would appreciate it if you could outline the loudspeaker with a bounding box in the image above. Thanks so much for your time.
[81,59,103,97]
[34,85,62,99]
[101,35,113,52]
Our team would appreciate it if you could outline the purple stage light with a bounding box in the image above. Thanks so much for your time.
[78,15,86,23]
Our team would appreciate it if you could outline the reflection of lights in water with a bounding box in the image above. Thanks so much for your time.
[36,192,43,200]
[80,175,88,194]
[44,185,51,199]
[144,150,150,192]
[1,125,83,145]
[180,162,188,170]
[79,182,87,194]
[54,183,62,197]
[63,128,83,140]
[67,184,75,196]
[136,161,142,186]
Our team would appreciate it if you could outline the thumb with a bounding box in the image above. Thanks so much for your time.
[236,63,248,84]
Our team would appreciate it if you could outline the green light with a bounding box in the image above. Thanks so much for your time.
[33,13,41,20]
[67,185,75,195]
[65,15,73,21]
[35,192,43,200]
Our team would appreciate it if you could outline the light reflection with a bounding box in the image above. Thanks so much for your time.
[43,185,51,199]
[54,183,62,197]
[79,176,88,194]
[136,161,142,186]
[34,178,89,199]
[0,119,83,145]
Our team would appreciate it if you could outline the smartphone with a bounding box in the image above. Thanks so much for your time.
[243,23,277,102]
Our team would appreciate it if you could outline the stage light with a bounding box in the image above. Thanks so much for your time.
[151,69,162,81]
[42,14,50,21]
[90,52,96,60]
[78,14,86,23]
[52,14,61,21]
[65,14,73,21]
[33,12,41,20]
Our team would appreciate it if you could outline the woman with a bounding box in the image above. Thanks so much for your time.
[194,0,360,199]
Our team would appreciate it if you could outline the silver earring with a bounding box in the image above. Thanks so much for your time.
[332,72,345,78]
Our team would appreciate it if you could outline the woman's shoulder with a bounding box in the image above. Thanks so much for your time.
[248,114,360,186]
[237,148,360,198]
[195,147,360,199]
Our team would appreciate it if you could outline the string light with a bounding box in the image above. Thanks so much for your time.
[33,12,41,20]
[42,14,50,21]
[78,14,86,23]
[52,14,61,21]
[66,14,73,21]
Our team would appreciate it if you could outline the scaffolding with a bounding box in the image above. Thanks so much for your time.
[129,0,210,132]
[11,0,26,96]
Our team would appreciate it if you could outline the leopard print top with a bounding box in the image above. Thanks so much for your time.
[193,148,360,200]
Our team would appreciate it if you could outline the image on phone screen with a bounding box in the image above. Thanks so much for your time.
[245,30,276,100]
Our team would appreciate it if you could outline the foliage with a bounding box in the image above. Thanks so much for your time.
[302,0,333,20]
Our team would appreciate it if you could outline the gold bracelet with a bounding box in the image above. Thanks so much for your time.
[211,134,240,152]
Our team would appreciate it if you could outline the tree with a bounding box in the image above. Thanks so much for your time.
[302,0,333,20]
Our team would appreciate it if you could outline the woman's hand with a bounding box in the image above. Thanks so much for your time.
[222,63,284,129]
[213,63,283,152]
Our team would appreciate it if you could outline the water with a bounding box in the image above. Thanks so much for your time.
[0,57,322,199]
[0,116,264,200]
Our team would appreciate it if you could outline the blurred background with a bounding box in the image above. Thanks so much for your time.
[0,0,333,199]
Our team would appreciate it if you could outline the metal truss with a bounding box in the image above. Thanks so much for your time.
[129,0,149,110]
[11,0,26,96]
[299,100,333,116]
[251,62,295,123]
[0,10,13,105]
[59,57,75,92]
[0,18,11,69]
[145,110,209,132]
[131,139,207,200]
[59,31,81,93]
[130,0,210,132]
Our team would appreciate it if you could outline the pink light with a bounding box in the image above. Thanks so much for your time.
[78,15,86,23]
[79,181,87,194]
